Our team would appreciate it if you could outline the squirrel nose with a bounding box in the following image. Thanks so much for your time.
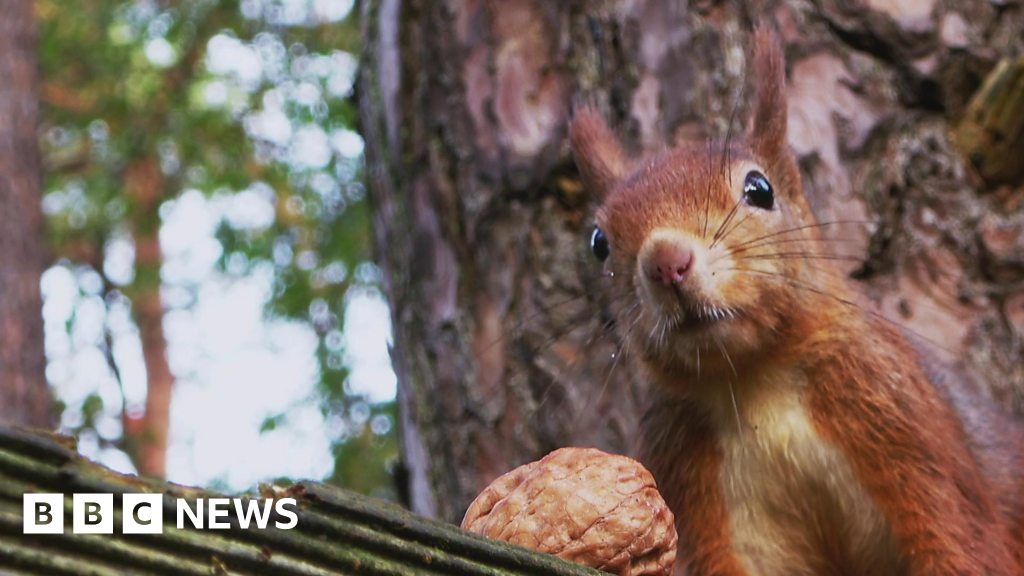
[644,242,694,286]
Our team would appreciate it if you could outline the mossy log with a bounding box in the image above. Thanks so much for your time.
[0,427,601,575]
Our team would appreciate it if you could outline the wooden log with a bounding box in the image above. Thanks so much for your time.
[0,427,601,576]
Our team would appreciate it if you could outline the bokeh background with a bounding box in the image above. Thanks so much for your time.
[34,0,398,498]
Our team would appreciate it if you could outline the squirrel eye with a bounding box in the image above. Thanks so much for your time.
[743,170,774,210]
[590,226,610,262]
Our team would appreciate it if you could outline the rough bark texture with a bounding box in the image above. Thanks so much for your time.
[0,0,52,428]
[359,0,1024,523]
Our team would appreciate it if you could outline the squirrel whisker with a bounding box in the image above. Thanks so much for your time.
[712,209,758,250]
[579,309,641,419]
[714,336,743,438]
[710,193,747,249]
[702,138,714,239]
[733,252,865,263]
[725,219,874,253]
[724,266,955,356]
[724,235,860,257]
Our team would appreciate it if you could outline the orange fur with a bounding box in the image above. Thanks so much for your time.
[640,399,752,576]
[807,316,1020,574]
[572,26,1024,575]
[570,105,630,198]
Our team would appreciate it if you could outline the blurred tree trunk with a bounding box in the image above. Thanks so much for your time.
[360,0,1024,523]
[0,0,52,428]
[123,157,173,478]
[131,285,173,478]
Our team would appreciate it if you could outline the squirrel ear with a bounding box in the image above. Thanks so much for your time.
[749,26,788,162]
[569,106,628,199]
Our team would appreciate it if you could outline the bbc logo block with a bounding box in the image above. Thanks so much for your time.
[73,494,114,534]
[23,494,64,534]
[23,493,298,534]
[23,493,163,535]
[123,493,164,534]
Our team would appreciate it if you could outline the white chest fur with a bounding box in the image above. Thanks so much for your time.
[712,373,903,576]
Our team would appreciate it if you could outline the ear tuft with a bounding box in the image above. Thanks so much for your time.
[569,106,628,199]
[750,26,788,160]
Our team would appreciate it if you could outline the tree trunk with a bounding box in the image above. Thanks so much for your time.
[0,0,52,428]
[123,157,173,478]
[130,285,173,478]
[360,0,1024,522]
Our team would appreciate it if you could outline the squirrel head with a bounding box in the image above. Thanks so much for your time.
[572,27,847,382]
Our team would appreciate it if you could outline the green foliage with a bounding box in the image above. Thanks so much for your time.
[37,0,396,497]
[329,401,399,500]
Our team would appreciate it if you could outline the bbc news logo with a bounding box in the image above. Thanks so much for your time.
[23,493,298,534]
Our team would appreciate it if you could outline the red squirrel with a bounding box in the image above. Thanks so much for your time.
[570,27,1024,575]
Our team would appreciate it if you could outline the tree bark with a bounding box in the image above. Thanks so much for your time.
[122,157,173,479]
[0,0,52,428]
[129,283,173,479]
[360,0,1024,522]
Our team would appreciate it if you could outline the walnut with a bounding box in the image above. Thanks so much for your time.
[462,447,677,576]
